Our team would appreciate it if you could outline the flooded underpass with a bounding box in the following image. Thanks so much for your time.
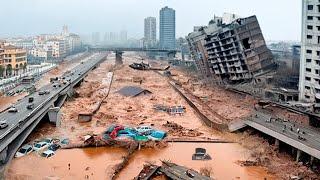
[5,54,278,179]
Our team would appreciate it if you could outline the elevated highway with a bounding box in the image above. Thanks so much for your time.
[89,46,179,64]
[0,53,107,170]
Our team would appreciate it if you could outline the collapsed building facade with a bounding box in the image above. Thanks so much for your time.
[187,14,276,85]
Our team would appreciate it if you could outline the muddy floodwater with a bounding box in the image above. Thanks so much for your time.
[119,143,275,180]
[7,143,275,180]
[6,147,126,180]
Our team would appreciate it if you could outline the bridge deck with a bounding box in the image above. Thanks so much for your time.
[247,112,320,160]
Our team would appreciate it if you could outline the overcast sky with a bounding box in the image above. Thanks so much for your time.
[0,0,301,41]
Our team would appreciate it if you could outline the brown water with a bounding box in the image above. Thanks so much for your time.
[119,143,275,180]
[6,147,126,180]
[6,143,275,180]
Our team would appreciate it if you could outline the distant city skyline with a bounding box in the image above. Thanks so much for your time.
[0,0,301,41]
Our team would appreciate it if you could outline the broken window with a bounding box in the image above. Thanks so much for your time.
[242,38,251,49]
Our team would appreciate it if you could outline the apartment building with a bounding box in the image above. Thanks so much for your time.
[0,45,27,76]
[299,0,320,103]
[187,14,275,84]
[144,17,157,48]
[160,6,176,49]
[46,39,66,59]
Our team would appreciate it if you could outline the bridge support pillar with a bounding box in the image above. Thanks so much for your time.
[310,156,315,165]
[48,107,61,127]
[296,149,301,162]
[275,139,280,151]
[115,51,123,64]
[0,147,8,164]
[67,87,75,98]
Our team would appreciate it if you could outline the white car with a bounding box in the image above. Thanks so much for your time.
[41,150,55,158]
[33,142,49,151]
[8,107,18,113]
[135,126,154,135]
[41,138,53,144]
[15,144,33,158]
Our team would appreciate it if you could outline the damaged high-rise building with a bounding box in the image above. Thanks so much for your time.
[186,14,275,84]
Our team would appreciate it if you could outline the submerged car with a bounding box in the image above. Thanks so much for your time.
[41,150,55,158]
[33,142,49,151]
[48,144,61,151]
[15,144,33,158]
[41,138,54,144]
[192,148,212,161]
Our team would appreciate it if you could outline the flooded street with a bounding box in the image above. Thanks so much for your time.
[4,54,282,179]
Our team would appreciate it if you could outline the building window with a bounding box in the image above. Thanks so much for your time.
[306,68,312,72]
[307,49,312,54]
[305,86,311,90]
[307,35,313,39]
[305,95,310,99]
[308,5,314,10]
[308,25,313,30]
[307,59,312,63]
[308,16,313,20]
[316,69,320,74]
[306,76,311,81]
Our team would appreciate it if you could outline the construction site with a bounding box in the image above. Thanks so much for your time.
[1,51,318,180]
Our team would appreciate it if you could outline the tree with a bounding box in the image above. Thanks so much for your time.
[23,62,27,73]
[6,64,12,77]
[0,65,4,77]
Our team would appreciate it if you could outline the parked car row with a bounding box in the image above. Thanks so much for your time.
[14,137,69,159]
